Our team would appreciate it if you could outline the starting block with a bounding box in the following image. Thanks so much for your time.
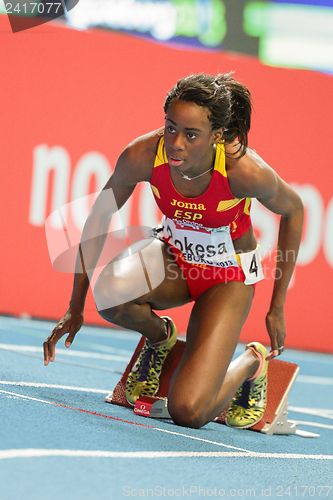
[106,338,319,438]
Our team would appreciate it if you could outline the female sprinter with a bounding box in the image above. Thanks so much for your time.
[43,73,303,430]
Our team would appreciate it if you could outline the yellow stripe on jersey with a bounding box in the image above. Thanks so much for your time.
[213,142,227,177]
[154,136,227,173]
[151,185,161,199]
[216,198,244,212]
[244,197,251,215]
[154,135,168,168]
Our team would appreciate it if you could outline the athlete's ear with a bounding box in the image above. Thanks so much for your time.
[212,128,224,144]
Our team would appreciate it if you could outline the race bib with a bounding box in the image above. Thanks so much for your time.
[239,246,264,285]
[161,217,239,268]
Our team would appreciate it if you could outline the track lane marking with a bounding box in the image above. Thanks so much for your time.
[290,420,333,430]
[0,343,129,362]
[0,318,140,340]
[0,388,251,453]
[297,375,333,386]
[2,382,330,439]
[2,344,333,385]
[0,381,109,394]
[0,389,153,428]
[289,406,333,420]
[0,449,332,461]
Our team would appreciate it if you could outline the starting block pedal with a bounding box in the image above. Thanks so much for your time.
[133,395,170,418]
[106,337,319,438]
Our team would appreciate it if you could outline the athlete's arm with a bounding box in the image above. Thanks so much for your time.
[68,135,156,310]
[227,147,304,359]
[43,132,158,365]
[68,144,150,310]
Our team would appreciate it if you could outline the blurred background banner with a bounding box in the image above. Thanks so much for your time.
[1,1,332,72]
[64,0,333,74]
[0,9,332,351]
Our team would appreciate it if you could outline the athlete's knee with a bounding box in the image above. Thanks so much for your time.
[97,302,127,324]
[168,397,207,429]
[94,271,129,312]
[94,275,129,323]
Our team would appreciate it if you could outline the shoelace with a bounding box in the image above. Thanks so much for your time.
[248,378,265,406]
[235,381,251,408]
[234,378,265,409]
[137,344,168,382]
[137,345,157,382]
[136,320,170,383]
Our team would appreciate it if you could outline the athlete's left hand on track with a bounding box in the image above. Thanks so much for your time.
[265,307,286,360]
[43,308,84,366]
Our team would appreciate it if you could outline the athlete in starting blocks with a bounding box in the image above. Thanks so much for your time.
[43,73,303,431]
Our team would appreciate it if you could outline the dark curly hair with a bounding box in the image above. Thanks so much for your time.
[164,73,251,156]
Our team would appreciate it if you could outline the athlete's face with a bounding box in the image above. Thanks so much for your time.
[164,99,223,174]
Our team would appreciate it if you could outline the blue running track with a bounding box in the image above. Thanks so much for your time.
[0,316,332,500]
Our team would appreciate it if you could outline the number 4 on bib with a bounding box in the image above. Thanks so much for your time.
[249,254,258,277]
[239,246,264,285]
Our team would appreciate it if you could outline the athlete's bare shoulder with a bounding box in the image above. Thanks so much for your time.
[114,128,163,185]
[225,141,278,199]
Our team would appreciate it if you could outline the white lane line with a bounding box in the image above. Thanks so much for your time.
[89,343,132,356]
[297,375,333,386]
[2,382,332,416]
[0,389,251,453]
[236,344,333,364]
[4,343,331,383]
[0,349,121,373]
[291,420,333,431]
[0,389,55,405]
[0,318,141,340]
[0,381,110,394]
[0,343,129,362]
[0,449,332,461]
[1,388,332,458]
[2,382,330,433]
[2,318,333,358]
[289,406,333,420]
[0,384,262,452]
[151,428,251,453]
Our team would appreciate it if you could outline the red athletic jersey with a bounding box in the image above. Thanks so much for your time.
[150,136,252,239]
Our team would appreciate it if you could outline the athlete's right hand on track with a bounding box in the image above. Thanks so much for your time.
[43,308,84,366]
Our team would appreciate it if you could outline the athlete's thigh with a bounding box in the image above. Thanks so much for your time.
[94,238,191,310]
[169,281,254,399]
